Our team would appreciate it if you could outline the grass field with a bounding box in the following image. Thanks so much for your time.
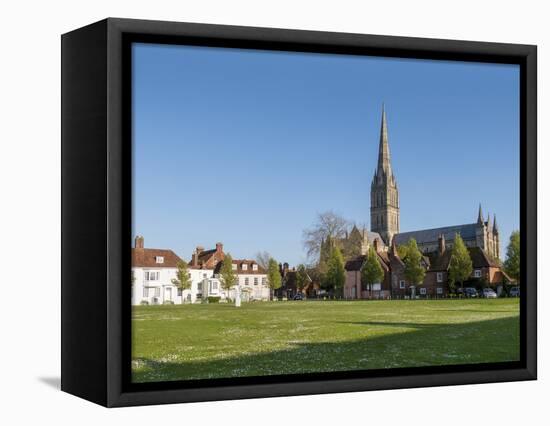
[132,299,520,383]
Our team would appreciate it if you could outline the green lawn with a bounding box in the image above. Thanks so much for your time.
[132,299,520,383]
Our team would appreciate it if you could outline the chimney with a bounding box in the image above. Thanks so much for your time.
[216,242,223,253]
[193,246,204,267]
[134,235,144,249]
[390,237,398,256]
[373,238,380,252]
[438,234,446,255]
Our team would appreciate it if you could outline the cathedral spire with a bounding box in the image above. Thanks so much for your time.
[477,204,484,225]
[493,214,499,233]
[370,104,399,246]
[377,103,392,177]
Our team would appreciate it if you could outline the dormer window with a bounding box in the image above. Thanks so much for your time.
[231,263,237,271]
[252,264,258,271]
[155,256,164,264]
[242,263,248,271]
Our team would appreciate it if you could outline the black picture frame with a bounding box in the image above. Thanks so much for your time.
[61,17,537,407]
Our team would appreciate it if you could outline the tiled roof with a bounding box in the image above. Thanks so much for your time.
[345,251,389,272]
[394,223,478,246]
[428,246,500,271]
[363,230,383,244]
[132,248,183,268]
[345,255,366,271]
[214,259,266,275]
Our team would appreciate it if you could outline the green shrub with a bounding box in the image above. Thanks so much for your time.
[207,296,221,304]
[163,300,174,305]
[140,300,149,305]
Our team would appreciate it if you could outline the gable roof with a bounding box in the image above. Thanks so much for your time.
[427,246,501,272]
[345,251,390,272]
[132,248,183,268]
[394,223,478,246]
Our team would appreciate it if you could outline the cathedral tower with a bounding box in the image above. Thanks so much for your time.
[370,105,400,245]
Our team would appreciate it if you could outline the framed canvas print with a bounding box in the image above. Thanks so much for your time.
[61,18,537,407]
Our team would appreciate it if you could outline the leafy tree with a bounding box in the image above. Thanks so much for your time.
[267,258,282,300]
[219,253,237,300]
[171,260,192,304]
[504,230,520,282]
[295,264,309,294]
[448,233,473,294]
[396,244,409,259]
[322,247,346,297]
[361,247,384,294]
[302,211,350,262]
[403,239,426,298]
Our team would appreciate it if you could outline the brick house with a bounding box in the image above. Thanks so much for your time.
[344,238,392,299]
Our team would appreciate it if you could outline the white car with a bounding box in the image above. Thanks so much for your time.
[482,288,497,298]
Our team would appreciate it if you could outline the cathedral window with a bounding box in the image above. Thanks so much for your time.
[474,269,482,278]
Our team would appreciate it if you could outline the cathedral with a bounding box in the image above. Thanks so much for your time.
[334,105,500,261]
[337,106,507,300]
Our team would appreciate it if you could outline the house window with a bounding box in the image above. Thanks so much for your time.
[143,287,149,297]
[436,287,443,294]
[420,288,427,295]
[144,271,160,281]
[262,277,266,286]
[252,264,258,271]
[232,263,237,270]
[254,277,258,286]
[242,264,248,271]
[474,269,482,278]
[155,256,164,264]
[198,282,202,291]
[212,281,218,290]
[154,287,160,297]
[177,288,182,296]
[203,273,207,279]
[245,277,249,286]
[436,272,443,283]
[399,280,405,289]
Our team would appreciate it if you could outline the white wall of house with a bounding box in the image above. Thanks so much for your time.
[230,273,270,301]
[132,268,270,305]
[131,266,179,305]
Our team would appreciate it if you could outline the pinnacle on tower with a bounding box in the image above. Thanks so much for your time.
[477,204,484,225]
[493,214,498,233]
[377,103,392,178]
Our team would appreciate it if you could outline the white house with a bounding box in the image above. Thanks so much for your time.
[131,236,183,305]
[132,237,270,304]
[214,259,270,301]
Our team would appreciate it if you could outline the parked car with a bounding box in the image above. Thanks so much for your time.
[293,292,305,300]
[481,288,497,298]
[509,286,520,297]
[463,287,479,298]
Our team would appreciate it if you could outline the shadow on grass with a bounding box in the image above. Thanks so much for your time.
[428,309,516,314]
[132,316,520,383]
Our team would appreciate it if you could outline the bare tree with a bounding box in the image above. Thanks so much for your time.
[302,211,350,262]
[255,251,271,271]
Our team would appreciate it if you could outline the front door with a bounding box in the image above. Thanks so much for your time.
[165,287,172,302]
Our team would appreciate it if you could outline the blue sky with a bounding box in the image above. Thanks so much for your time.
[132,43,519,266]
